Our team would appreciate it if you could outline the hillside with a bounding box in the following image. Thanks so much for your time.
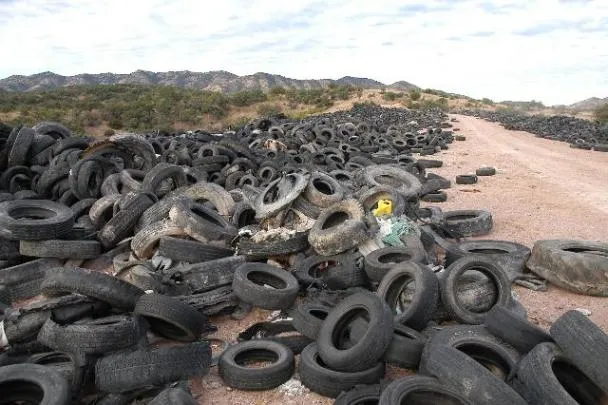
[0,70,418,93]
[0,84,465,136]
[569,97,608,111]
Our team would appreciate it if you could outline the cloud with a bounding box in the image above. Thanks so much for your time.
[0,0,607,104]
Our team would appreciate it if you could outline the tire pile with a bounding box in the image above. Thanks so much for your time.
[457,109,608,151]
[0,105,606,404]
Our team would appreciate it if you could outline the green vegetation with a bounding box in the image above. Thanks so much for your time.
[481,97,495,105]
[382,91,404,101]
[409,89,422,101]
[0,83,359,133]
[500,100,545,111]
[595,103,608,123]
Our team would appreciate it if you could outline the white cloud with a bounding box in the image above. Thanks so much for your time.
[0,0,607,104]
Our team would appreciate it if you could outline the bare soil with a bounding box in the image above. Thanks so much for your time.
[191,113,608,405]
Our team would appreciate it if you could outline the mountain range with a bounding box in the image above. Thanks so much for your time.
[0,70,418,93]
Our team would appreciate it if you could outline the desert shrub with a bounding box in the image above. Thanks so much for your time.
[256,103,283,116]
[594,103,608,123]
[409,90,421,101]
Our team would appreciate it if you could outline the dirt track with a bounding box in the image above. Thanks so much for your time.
[194,114,608,404]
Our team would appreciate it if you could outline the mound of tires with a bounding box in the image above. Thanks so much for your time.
[0,105,606,404]
[458,108,608,151]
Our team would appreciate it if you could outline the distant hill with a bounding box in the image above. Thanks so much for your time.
[569,97,608,111]
[0,70,419,93]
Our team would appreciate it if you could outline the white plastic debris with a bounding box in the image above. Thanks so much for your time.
[279,378,309,397]
[574,308,592,316]
[0,321,8,348]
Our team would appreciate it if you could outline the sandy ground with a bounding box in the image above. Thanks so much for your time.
[193,114,608,404]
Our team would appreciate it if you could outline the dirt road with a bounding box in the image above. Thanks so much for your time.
[195,114,608,404]
[430,115,608,331]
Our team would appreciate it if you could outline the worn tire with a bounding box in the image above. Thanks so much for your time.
[134,293,209,342]
[423,324,520,381]
[0,363,70,405]
[484,305,552,353]
[299,343,385,398]
[364,246,427,282]
[218,340,295,390]
[41,267,144,310]
[317,291,393,372]
[550,310,608,392]
[148,387,197,405]
[37,315,143,355]
[419,345,527,405]
[19,239,101,260]
[232,263,299,310]
[376,262,438,330]
[513,342,606,405]
[95,342,211,393]
[290,301,332,340]
[169,198,236,244]
[0,199,74,240]
[455,174,478,184]
[441,257,512,324]
[309,199,374,256]
[476,167,496,176]
[157,236,233,263]
[526,239,608,296]
[379,376,473,405]
[443,209,493,237]
[445,240,531,281]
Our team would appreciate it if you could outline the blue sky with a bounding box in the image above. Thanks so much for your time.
[0,0,607,105]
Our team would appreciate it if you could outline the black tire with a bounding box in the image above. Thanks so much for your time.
[317,291,393,372]
[134,293,209,342]
[298,343,385,399]
[8,127,35,167]
[290,301,332,340]
[176,256,246,294]
[37,315,142,355]
[309,199,374,256]
[358,185,407,217]
[484,305,552,353]
[350,319,426,369]
[0,199,74,240]
[549,310,608,393]
[513,342,606,405]
[526,239,608,296]
[169,198,236,244]
[148,387,197,405]
[443,210,493,237]
[421,191,447,202]
[379,376,473,405]
[293,254,363,290]
[335,384,382,404]
[376,262,438,330]
[19,239,101,259]
[445,240,531,281]
[419,345,527,405]
[476,167,496,176]
[0,258,62,300]
[157,236,233,263]
[423,324,520,381]
[41,267,144,310]
[98,192,155,248]
[232,263,299,310]
[441,257,512,324]
[364,246,427,282]
[218,340,295,390]
[95,342,211,393]
[0,363,70,405]
[141,162,187,197]
[455,174,478,184]
[4,310,51,343]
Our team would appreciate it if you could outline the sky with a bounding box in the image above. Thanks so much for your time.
[0,0,607,105]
